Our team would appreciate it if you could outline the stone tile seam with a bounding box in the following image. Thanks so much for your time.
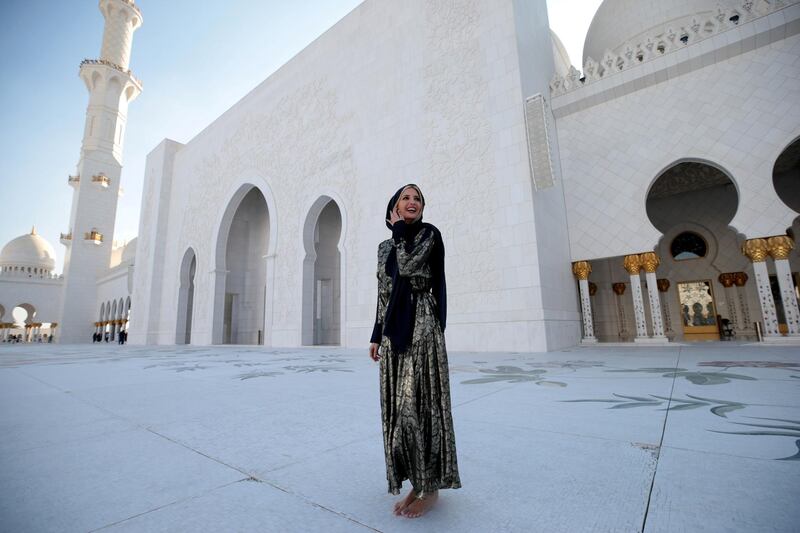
[87,478,245,532]
[641,346,683,533]
[141,427,382,532]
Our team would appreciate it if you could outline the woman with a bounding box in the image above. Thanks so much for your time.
[369,184,461,518]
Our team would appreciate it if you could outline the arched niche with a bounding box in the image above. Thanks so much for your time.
[176,247,197,345]
[301,197,344,345]
[213,186,271,345]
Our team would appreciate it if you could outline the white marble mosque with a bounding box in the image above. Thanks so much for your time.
[0,0,798,350]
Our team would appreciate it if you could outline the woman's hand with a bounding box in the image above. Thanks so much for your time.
[369,342,381,362]
[387,206,402,226]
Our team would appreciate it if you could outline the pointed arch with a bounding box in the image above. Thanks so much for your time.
[176,247,197,344]
[211,181,277,345]
[300,192,348,346]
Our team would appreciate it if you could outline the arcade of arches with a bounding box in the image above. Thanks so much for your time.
[0,303,56,343]
[204,188,344,347]
[571,153,800,344]
[94,297,131,342]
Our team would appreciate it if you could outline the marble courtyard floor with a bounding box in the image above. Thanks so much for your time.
[0,342,798,532]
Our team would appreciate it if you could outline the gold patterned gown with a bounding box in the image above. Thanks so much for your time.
[374,228,461,496]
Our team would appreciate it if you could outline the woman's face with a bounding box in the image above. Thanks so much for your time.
[396,187,423,223]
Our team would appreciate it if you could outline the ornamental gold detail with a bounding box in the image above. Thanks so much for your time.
[718,273,735,288]
[733,272,748,287]
[639,252,660,273]
[572,261,592,280]
[623,254,642,274]
[612,282,627,295]
[588,281,598,296]
[741,238,768,262]
[766,235,794,260]
[656,278,670,292]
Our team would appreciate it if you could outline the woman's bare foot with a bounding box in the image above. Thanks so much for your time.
[402,491,438,518]
[393,489,416,516]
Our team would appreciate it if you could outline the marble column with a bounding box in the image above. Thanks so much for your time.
[767,235,800,336]
[657,278,673,337]
[733,272,752,333]
[572,261,597,344]
[742,238,780,338]
[718,273,738,334]
[623,254,649,341]
[612,283,628,340]
[640,252,667,340]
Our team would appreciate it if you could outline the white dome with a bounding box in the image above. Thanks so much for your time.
[121,237,137,264]
[551,30,572,78]
[0,228,57,271]
[583,0,736,64]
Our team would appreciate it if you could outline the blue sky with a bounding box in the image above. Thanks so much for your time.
[0,0,601,272]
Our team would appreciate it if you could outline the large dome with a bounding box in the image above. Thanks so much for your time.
[582,0,736,64]
[0,228,57,271]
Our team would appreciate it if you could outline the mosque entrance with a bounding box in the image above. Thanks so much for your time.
[220,187,270,345]
[302,197,342,346]
[676,280,720,341]
[644,161,742,342]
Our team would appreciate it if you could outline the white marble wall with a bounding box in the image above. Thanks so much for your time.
[556,27,800,261]
[130,0,580,352]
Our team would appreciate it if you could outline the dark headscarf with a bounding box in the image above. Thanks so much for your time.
[381,184,447,353]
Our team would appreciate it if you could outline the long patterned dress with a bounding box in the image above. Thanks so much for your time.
[374,227,461,497]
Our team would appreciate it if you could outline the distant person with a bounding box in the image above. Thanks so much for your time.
[368,184,460,519]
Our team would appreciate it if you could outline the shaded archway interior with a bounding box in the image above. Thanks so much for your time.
[176,248,197,345]
[311,200,342,345]
[773,137,800,214]
[222,188,269,345]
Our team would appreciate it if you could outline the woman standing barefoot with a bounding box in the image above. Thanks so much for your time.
[368,184,461,518]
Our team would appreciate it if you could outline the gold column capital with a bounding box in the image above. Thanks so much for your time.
[742,238,769,262]
[588,281,598,296]
[572,260,592,280]
[656,278,670,292]
[612,282,627,295]
[733,272,748,287]
[623,254,642,274]
[766,235,794,260]
[718,273,735,288]
[639,252,660,273]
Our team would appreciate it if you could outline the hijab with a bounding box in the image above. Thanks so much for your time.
[381,184,447,353]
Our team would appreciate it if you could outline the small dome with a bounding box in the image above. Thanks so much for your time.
[551,30,572,78]
[583,0,735,64]
[0,227,57,271]
[121,237,137,264]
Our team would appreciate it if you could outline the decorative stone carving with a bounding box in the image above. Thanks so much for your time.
[766,235,794,260]
[718,273,735,287]
[623,254,642,274]
[639,252,660,273]
[549,0,790,97]
[572,260,591,280]
[742,238,769,262]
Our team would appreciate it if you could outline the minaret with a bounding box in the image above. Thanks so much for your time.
[58,0,143,343]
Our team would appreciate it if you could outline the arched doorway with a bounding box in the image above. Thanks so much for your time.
[302,197,343,345]
[12,303,36,342]
[646,161,742,341]
[176,248,197,344]
[216,187,270,345]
